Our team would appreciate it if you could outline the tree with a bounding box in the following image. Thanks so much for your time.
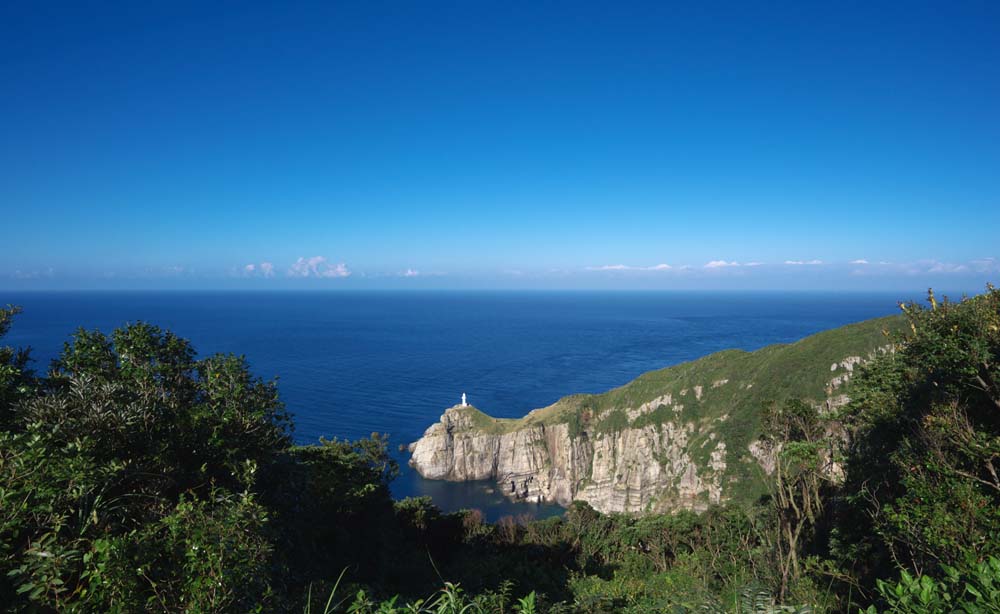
[0,305,33,428]
[836,286,1000,591]
[761,398,835,600]
[1,321,292,612]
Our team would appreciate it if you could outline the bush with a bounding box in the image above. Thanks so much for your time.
[836,287,1000,588]
[0,320,291,611]
[862,556,1000,614]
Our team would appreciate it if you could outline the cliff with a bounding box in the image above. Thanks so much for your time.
[409,315,902,514]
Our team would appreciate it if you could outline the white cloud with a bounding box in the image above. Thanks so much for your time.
[287,256,351,278]
[239,262,276,278]
[927,262,968,274]
[574,256,997,280]
[586,264,630,271]
[585,263,672,272]
[849,258,996,277]
[399,268,447,278]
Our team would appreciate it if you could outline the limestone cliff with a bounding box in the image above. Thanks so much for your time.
[409,405,725,513]
[409,315,902,514]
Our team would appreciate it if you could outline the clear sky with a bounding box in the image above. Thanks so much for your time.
[2,1,999,291]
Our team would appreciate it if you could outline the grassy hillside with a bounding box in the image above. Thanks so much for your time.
[447,314,905,504]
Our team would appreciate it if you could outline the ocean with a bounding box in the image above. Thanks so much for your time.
[2,290,914,519]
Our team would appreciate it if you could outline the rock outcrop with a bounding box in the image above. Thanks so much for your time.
[409,404,726,513]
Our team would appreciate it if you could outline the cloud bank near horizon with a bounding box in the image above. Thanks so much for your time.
[582,257,1000,276]
[3,256,998,289]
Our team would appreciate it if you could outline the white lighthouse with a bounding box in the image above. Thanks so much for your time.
[461,392,468,407]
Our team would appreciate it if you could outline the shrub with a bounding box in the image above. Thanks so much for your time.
[836,287,1000,587]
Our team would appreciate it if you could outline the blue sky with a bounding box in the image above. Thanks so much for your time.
[2,1,999,291]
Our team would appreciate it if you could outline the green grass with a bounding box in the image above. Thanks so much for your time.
[447,404,523,434]
[453,315,902,432]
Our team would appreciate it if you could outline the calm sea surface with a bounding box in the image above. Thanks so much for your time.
[2,290,915,519]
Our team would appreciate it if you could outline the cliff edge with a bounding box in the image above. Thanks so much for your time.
[409,315,902,514]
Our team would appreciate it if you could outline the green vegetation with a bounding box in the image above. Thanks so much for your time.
[441,313,905,509]
[833,286,1000,603]
[2,287,999,612]
[519,314,903,429]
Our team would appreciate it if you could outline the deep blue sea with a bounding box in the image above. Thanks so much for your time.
[2,290,916,519]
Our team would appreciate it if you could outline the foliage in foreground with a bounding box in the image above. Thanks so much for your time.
[861,556,1000,614]
[834,286,1000,597]
[2,286,1000,612]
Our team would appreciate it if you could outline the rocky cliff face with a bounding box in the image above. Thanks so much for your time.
[409,403,727,513]
[409,315,902,515]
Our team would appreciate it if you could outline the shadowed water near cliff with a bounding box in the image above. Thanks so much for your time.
[394,476,566,521]
[3,290,919,520]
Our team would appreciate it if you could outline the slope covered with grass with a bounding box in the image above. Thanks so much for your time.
[440,314,905,505]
